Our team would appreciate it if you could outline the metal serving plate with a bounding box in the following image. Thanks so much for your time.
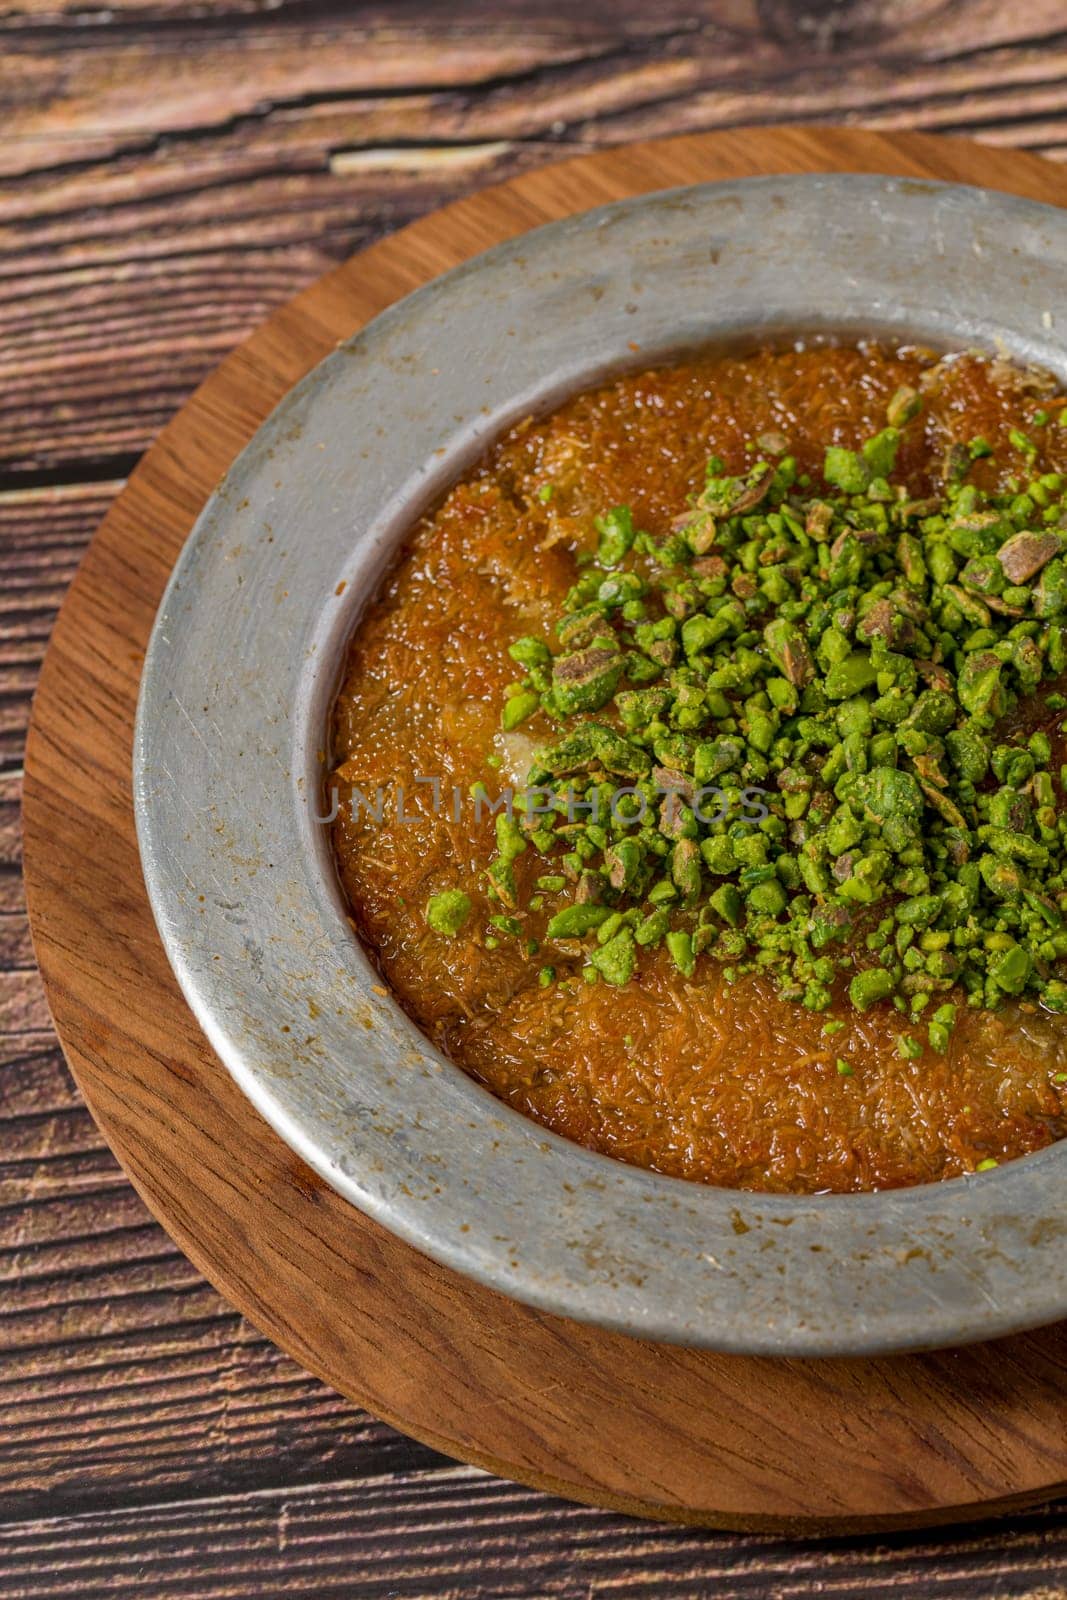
[134,174,1067,1356]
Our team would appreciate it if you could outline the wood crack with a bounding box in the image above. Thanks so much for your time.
[0,457,137,493]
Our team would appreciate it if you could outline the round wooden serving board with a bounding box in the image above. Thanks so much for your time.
[23,127,1067,1532]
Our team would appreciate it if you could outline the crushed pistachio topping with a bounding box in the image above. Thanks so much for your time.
[474,388,1067,1040]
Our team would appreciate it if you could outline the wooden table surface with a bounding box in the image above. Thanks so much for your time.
[4,4,1067,1595]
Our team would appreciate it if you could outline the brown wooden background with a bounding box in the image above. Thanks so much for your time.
[4,3,1067,1594]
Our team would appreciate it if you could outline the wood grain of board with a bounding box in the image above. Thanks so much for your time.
[6,4,1067,1591]
[17,128,1067,1557]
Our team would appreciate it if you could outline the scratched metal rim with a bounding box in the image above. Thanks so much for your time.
[134,174,1067,1356]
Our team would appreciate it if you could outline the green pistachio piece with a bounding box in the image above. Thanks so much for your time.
[763,617,815,686]
[665,930,696,978]
[887,386,923,428]
[896,893,943,927]
[631,907,668,947]
[849,967,896,1011]
[589,928,636,986]
[546,904,613,939]
[708,883,743,926]
[1042,979,1067,1013]
[595,505,636,567]
[945,725,990,782]
[550,645,623,714]
[823,446,870,494]
[997,530,1061,584]
[693,737,743,782]
[530,724,650,783]
[823,652,878,699]
[605,838,645,892]
[747,878,787,915]
[955,651,1006,718]
[1035,557,1067,618]
[501,690,540,730]
[508,636,552,669]
[989,943,1032,995]
[862,427,901,480]
[425,890,472,936]
[978,853,1025,901]
[700,835,738,875]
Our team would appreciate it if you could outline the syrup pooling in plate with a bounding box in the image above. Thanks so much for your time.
[331,343,1067,1194]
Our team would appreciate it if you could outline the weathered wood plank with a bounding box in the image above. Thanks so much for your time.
[0,894,437,1520]
[0,0,294,18]
[0,1299,440,1519]
[0,913,33,970]
[1,0,1065,176]
[0,1467,1066,1600]
[0,1041,438,1516]
[0,971,49,1034]
[2,2,1067,474]
[0,489,117,768]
